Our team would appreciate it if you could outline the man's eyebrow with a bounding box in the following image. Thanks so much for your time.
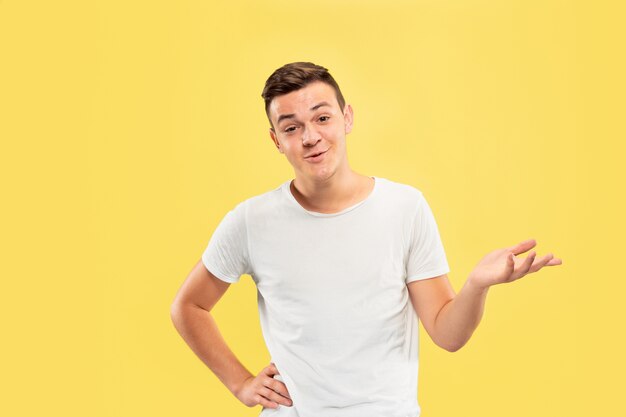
[276,101,332,126]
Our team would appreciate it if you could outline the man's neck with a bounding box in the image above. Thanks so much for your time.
[291,170,373,214]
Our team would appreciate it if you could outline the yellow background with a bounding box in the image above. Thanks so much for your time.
[1,0,624,416]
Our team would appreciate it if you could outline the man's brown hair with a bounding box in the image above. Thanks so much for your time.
[261,62,346,131]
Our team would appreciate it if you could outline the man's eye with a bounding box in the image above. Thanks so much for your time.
[319,116,330,122]
[285,126,296,133]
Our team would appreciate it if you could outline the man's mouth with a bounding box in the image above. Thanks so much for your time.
[306,150,327,158]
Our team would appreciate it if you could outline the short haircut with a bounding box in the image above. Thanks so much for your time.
[261,61,346,131]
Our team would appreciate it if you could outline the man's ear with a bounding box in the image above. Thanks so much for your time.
[269,128,283,153]
[343,104,354,134]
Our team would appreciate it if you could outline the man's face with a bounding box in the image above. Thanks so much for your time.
[268,81,354,183]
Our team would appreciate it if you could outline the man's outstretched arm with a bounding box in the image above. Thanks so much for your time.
[408,239,563,352]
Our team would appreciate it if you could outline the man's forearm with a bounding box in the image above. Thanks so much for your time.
[170,303,253,396]
[433,279,489,352]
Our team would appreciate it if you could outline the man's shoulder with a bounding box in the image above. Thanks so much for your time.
[233,180,289,213]
[376,176,424,203]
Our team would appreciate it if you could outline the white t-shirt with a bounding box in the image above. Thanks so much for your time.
[202,176,450,417]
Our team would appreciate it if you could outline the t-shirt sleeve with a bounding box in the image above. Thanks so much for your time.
[405,193,450,284]
[201,201,252,284]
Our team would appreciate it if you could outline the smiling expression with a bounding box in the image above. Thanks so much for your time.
[268,81,354,182]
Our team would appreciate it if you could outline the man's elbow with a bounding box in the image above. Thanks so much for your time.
[438,339,465,353]
[444,344,462,353]
[170,301,193,325]
[170,303,183,326]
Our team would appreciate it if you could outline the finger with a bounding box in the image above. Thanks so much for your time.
[528,253,554,273]
[259,386,280,404]
[266,363,279,376]
[261,384,293,407]
[546,257,563,266]
[273,392,293,407]
[268,363,286,385]
[268,378,292,400]
[506,252,516,273]
[502,252,516,281]
[509,238,537,256]
[533,253,563,272]
[257,393,279,409]
[514,251,536,279]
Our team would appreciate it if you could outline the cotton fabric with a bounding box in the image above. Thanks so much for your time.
[202,176,450,417]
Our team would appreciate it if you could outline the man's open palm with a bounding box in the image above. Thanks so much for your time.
[468,239,563,290]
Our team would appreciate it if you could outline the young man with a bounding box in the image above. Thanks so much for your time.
[170,62,562,417]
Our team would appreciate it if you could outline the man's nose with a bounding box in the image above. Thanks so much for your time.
[301,123,321,146]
